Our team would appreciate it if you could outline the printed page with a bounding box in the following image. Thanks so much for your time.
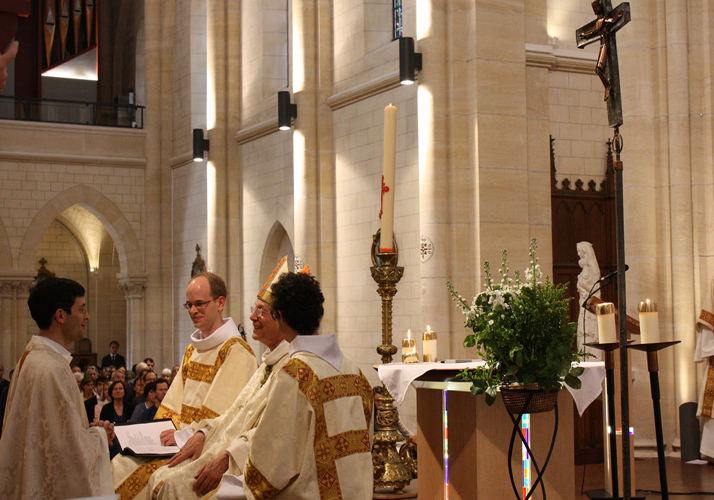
[114,419,180,456]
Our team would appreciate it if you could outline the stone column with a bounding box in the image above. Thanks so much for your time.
[118,276,147,368]
[291,0,337,332]
[0,277,34,368]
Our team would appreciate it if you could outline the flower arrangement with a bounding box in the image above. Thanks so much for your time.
[447,238,584,405]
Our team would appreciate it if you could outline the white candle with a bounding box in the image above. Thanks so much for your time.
[380,104,397,252]
[638,299,660,344]
[402,329,418,363]
[595,302,617,344]
[423,325,438,362]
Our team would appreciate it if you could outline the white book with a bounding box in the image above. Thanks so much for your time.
[114,419,179,457]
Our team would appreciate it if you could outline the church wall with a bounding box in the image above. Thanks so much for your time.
[171,161,208,360]
[240,131,294,352]
[548,71,611,186]
[0,121,146,369]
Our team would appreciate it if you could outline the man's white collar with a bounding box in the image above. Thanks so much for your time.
[262,340,289,365]
[288,333,343,371]
[190,318,240,351]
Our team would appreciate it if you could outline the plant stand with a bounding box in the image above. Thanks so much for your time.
[627,341,680,500]
[503,390,559,500]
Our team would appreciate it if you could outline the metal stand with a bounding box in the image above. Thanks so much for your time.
[370,230,412,493]
[585,342,625,500]
[505,396,559,500]
[628,341,680,500]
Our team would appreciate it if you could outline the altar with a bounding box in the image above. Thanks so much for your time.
[379,362,606,500]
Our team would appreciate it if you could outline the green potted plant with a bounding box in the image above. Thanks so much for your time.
[447,239,584,413]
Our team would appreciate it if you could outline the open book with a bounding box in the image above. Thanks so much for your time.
[114,419,180,457]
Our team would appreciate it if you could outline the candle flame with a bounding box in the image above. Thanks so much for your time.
[427,324,431,331]
[407,329,411,340]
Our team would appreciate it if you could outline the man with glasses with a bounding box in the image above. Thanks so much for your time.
[149,257,294,498]
[0,277,114,498]
[112,272,258,500]
[215,271,373,499]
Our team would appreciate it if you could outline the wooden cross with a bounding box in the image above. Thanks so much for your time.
[576,0,631,128]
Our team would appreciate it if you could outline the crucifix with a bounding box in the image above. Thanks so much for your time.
[576,0,631,128]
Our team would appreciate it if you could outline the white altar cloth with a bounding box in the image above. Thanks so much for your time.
[378,360,605,416]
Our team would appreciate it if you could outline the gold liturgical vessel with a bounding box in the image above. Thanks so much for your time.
[370,230,413,494]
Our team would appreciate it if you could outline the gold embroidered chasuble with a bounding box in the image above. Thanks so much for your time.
[696,285,714,459]
[148,340,291,498]
[235,335,374,500]
[0,336,113,499]
[112,318,258,499]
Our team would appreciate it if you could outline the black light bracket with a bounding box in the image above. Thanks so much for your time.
[193,128,210,162]
[399,37,422,85]
[278,91,298,130]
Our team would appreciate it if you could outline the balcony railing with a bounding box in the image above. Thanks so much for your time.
[0,96,145,129]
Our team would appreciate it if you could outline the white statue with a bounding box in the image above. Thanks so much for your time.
[577,241,601,352]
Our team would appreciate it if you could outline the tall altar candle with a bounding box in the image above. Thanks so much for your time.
[380,104,397,252]
[638,299,659,344]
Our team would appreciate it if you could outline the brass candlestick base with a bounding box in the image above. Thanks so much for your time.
[370,229,413,492]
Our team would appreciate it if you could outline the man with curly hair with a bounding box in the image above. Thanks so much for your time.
[212,271,374,499]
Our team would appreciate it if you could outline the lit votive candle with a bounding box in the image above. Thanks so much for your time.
[638,299,659,344]
[595,302,617,344]
[422,325,438,362]
[402,329,418,363]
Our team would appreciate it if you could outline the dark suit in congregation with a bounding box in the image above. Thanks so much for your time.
[101,353,125,369]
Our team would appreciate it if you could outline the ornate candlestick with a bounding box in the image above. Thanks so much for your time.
[371,230,413,493]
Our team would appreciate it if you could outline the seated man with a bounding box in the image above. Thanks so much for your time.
[213,271,373,499]
[148,257,293,498]
[112,272,258,499]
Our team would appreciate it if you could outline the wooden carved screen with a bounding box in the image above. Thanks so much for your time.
[551,137,616,465]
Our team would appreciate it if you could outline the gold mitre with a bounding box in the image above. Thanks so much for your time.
[258,256,289,306]
[257,256,311,306]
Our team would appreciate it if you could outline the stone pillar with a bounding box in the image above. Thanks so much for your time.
[291,0,337,332]
[118,276,147,369]
[0,277,34,368]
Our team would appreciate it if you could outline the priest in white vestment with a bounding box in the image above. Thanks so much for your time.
[112,272,259,499]
[0,277,113,499]
[696,279,714,460]
[148,256,299,497]
[213,271,374,499]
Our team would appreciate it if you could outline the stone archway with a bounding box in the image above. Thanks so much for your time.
[18,185,142,276]
[15,185,145,366]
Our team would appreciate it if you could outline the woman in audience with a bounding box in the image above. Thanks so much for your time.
[100,381,134,458]
[81,377,97,425]
[93,376,110,421]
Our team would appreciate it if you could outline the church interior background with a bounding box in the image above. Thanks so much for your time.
[1,0,713,464]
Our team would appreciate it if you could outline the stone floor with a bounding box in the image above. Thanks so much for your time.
[576,457,714,499]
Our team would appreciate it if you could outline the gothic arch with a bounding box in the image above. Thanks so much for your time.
[17,185,142,275]
[259,221,294,285]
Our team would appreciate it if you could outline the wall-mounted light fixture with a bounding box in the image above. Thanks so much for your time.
[278,91,298,130]
[399,37,422,85]
[193,128,210,162]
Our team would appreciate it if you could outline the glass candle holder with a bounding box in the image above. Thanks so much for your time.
[402,330,418,363]
[422,327,437,362]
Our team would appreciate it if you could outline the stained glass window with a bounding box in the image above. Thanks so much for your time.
[393,0,403,40]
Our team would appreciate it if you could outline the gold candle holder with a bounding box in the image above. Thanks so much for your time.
[422,326,438,362]
[638,299,659,344]
[370,229,412,492]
